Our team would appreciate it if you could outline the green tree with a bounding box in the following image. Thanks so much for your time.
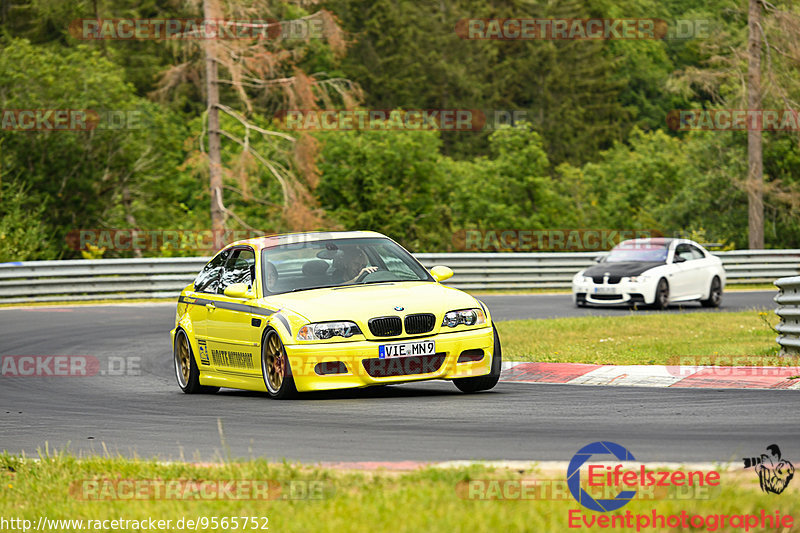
[0,38,187,257]
[314,124,452,251]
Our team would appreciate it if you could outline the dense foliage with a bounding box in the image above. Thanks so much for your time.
[1,0,799,258]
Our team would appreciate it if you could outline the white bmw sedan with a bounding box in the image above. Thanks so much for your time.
[571,238,726,309]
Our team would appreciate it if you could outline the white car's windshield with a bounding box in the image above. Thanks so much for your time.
[605,245,668,263]
[261,237,432,294]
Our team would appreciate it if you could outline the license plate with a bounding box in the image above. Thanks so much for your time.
[379,340,436,359]
[594,286,618,295]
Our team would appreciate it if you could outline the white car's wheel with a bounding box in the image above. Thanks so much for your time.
[652,279,669,310]
[700,276,722,308]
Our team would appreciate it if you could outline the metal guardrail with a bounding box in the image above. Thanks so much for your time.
[775,276,800,356]
[415,249,800,290]
[0,250,798,304]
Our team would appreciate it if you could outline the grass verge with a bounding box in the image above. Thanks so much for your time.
[1,454,797,533]
[496,311,794,365]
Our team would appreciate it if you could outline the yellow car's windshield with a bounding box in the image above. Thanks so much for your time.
[261,237,433,295]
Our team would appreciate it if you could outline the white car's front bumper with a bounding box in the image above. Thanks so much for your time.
[572,278,658,306]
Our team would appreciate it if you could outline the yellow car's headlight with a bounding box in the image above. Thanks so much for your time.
[442,308,486,328]
[297,321,362,341]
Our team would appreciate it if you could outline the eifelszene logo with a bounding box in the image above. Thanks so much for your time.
[568,441,638,512]
[743,445,795,494]
[567,441,721,513]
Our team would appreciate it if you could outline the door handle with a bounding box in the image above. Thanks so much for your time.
[205,302,216,310]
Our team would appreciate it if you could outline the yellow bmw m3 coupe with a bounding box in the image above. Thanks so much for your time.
[171,231,501,399]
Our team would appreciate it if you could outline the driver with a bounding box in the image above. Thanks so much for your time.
[332,246,378,284]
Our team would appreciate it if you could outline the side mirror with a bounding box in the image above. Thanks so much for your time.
[672,255,686,263]
[430,265,454,283]
[224,283,254,299]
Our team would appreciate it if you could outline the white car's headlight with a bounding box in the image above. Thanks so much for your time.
[627,275,650,283]
[442,308,486,328]
[297,321,362,341]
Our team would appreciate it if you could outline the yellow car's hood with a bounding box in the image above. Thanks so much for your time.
[263,281,481,323]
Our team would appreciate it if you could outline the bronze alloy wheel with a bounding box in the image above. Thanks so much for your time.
[261,329,297,399]
[173,329,219,394]
[175,330,192,388]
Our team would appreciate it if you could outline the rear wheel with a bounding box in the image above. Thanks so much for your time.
[453,326,502,393]
[174,330,219,394]
[261,329,297,399]
[700,276,722,308]
[652,279,669,310]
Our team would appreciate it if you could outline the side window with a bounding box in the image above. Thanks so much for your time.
[219,248,256,294]
[688,245,706,260]
[675,244,699,261]
[373,243,421,280]
[193,250,230,294]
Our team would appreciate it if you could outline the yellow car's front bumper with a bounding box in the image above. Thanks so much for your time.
[285,327,495,392]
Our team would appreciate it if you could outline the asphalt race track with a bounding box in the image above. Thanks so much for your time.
[1,290,795,464]
[479,290,777,320]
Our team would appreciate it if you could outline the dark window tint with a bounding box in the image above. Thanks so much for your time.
[219,248,256,294]
[193,250,230,293]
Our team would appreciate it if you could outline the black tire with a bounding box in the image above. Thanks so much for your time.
[174,329,219,394]
[261,329,298,400]
[700,276,722,308]
[652,278,669,310]
[453,326,502,393]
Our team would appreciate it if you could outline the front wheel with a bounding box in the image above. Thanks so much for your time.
[700,276,722,308]
[453,326,502,393]
[174,330,219,394]
[261,329,298,399]
[652,279,669,310]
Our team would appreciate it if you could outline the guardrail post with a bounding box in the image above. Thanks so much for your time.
[774,276,800,356]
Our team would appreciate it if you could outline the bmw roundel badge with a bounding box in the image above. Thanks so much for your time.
[394,306,404,311]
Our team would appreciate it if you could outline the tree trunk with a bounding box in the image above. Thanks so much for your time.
[121,185,142,258]
[747,0,764,249]
[204,0,225,252]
